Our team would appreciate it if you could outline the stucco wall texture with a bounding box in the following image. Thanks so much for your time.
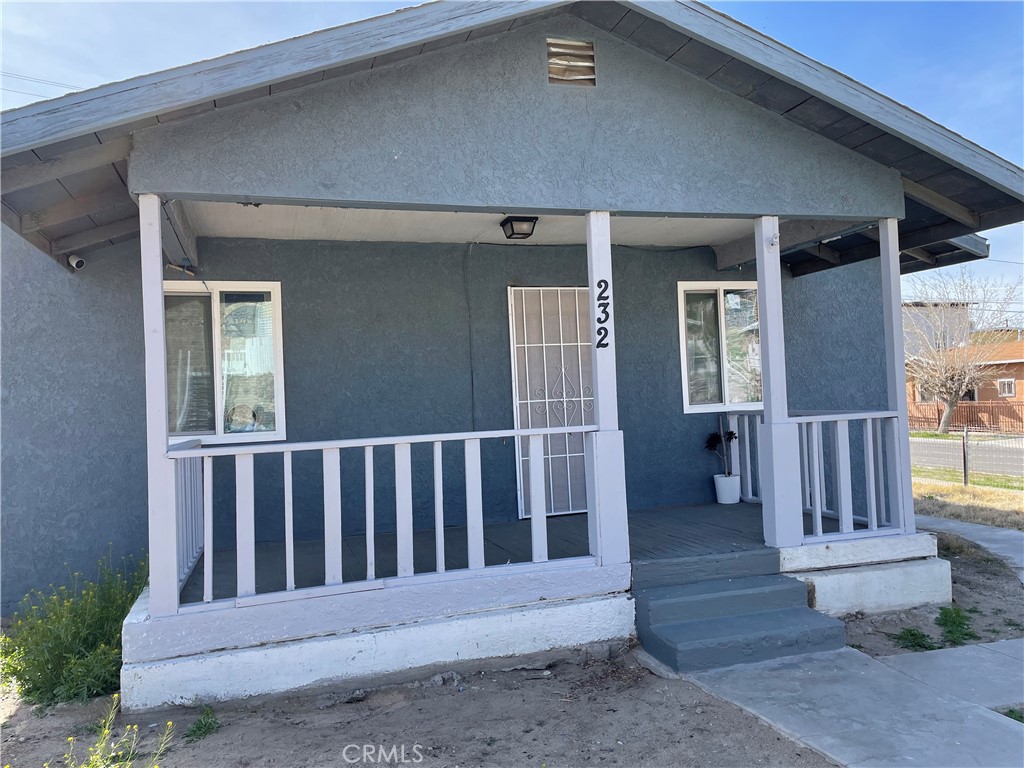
[129,14,903,220]
[177,238,888,550]
[1,225,148,614]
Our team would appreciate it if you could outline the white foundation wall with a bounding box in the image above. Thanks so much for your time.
[122,592,634,710]
[780,533,952,616]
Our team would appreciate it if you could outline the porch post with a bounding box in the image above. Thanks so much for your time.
[584,211,630,565]
[139,193,179,616]
[878,218,916,532]
[754,216,804,547]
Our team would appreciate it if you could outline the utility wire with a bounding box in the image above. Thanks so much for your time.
[1,71,80,90]
[1,87,50,99]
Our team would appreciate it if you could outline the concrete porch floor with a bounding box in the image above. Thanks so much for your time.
[179,502,855,604]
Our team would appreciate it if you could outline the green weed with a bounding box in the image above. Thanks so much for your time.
[1004,708,1024,724]
[893,628,941,652]
[184,705,221,743]
[1,554,147,704]
[935,606,980,646]
[45,694,173,768]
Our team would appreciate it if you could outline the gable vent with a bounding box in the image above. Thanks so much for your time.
[547,38,596,86]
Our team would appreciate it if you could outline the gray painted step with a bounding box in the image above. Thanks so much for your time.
[632,547,780,591]
[636,574,808,626]
[639,606,847,673]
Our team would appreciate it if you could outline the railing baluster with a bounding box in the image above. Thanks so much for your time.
[203,456,213,603]
[528,434,549,563]
[873,418,886,525]
[365,446,375,581]
[740,416,752,500]
[283,451,295,591]
[322,448,343,586]
[882,418,902,528]
[863,420,878,530]
[235,454,256,597]
[433,441,445,574]
[809,423,824,536]
[465,438,485,569]
[395,443,414,577]
[833,420,853,533]
[798,423,808,510]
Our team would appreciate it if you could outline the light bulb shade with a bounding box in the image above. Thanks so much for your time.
[500,216,538,240]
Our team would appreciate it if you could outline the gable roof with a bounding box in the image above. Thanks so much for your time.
[2,0,1021,274]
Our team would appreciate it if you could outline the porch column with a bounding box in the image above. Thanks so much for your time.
[584,211,630,565]
[878,218,915,532]
[754,216,803,547]
[140,193,179,616]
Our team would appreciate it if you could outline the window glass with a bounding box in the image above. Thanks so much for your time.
[723,289,762,404]
[684,291,723,405]
[220,292,278,433]
[165,294,215,435]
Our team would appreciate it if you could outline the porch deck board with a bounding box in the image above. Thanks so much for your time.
[179,503,772,604]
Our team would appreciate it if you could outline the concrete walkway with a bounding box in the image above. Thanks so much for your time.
[916,514,1024,583]
[691,642,1024,768]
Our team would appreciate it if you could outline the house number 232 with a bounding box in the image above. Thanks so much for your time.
[595,279,611,349]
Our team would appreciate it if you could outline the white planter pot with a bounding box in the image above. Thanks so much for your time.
[713,473,741,505]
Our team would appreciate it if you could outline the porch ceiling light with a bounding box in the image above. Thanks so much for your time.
[500,216,538,240]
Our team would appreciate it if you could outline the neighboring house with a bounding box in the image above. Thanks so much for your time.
[902,301,973,358]
[906,339,1023,402]
[3,1,1022,710]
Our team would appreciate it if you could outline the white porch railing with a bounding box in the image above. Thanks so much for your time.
[165,425,598,612]
[792,411,906,542]
[730,410,910,544]
[727,413,763,503]
[174,454,205,589]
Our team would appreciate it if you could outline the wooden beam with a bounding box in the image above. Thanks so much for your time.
[50,217,140,255]
[1,201,58,266]
[1,137,131,194]
[809,243,841,264]
[859,227,934,264]
[163,199,198,267]
[902,177,980,229]
[20,188,132,232]
[716,219,868,270]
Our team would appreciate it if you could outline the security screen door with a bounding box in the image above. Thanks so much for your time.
[508,287,595,518]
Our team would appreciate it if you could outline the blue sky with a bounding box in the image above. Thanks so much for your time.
[2,1,1021,289]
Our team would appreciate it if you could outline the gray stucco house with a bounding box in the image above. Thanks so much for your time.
[2,1,1022,709]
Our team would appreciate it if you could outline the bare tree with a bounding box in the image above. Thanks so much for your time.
[903,266,1022,433]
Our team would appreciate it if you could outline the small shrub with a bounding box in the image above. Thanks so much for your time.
[893,628,940,652]
[46,694,173,768]
[1,554,147,704]
[184,705,220,743]
[935,606,979,646]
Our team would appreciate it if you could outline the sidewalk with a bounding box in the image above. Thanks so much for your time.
[916,514,1024,583]
[691,642,1024,768]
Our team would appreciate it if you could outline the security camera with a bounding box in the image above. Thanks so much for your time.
[67,255,85,270]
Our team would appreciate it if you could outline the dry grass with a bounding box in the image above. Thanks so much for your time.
[913,478,1024,530]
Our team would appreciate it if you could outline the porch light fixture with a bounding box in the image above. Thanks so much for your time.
[500,216,538,240]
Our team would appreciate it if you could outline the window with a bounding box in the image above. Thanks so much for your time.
[677,282,762,413]
[164,281,286,444]
[997,379,1016,398]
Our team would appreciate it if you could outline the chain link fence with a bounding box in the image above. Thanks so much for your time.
[910,429,1024,487]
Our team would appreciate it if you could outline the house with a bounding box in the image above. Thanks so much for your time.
[908,339,1024,403]
[3,1,1022,710]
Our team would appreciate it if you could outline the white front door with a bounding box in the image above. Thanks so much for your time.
[508,287,595,517]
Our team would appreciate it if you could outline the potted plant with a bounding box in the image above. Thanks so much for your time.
[705,416,740,504]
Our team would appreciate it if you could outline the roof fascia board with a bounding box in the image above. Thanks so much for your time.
[622,0,1024,201]
[0,0,565,156]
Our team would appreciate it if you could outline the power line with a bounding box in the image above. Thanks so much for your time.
[1,87,50,99]
[1,71,80,90]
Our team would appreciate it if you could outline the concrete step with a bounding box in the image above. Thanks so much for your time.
[639,606,847,673]
[632,548,780,591]
[636,574,809,626]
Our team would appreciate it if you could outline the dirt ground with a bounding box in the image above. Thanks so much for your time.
[0,647,834,768]
[845,532,1024,656]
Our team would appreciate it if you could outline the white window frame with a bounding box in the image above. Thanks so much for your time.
[164,280,286,445]
[677,281,763,414]
[997,378,1016,398]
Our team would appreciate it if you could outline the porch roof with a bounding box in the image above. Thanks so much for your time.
[2,1,1020,274]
